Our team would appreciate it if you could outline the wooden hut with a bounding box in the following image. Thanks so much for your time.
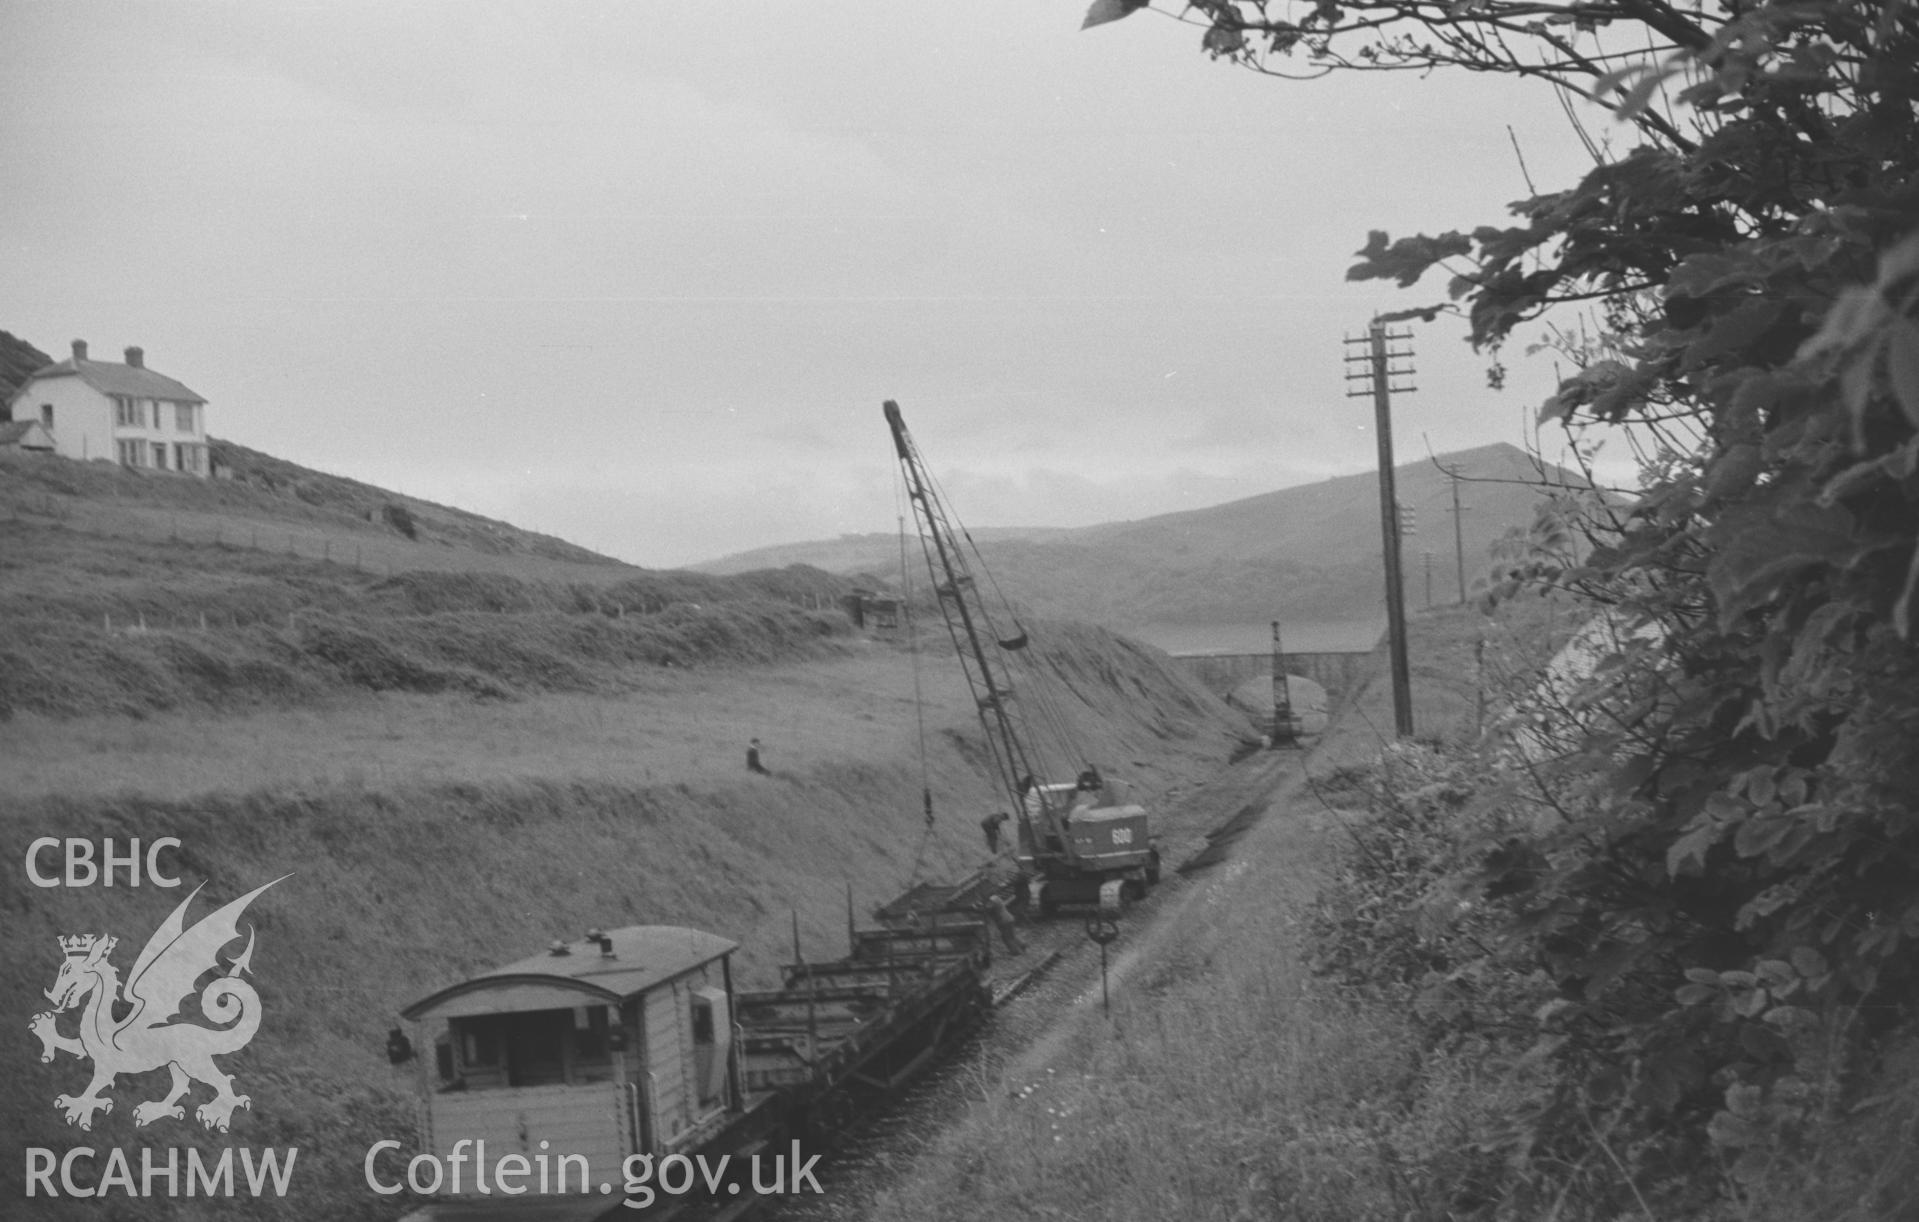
[401,925,739,1192]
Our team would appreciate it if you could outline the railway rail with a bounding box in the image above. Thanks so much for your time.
[393,752,1294,1221]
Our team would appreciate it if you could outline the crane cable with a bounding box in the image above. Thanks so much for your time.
[909,456,1038,807]
[942,488,1096,783]
[896,472,941,892]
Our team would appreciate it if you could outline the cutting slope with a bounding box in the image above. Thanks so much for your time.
[1,439,1256,1220]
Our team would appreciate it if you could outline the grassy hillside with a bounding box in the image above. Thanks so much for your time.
[1,444,640,590]
[1,638,1253,1221]
[1,440,1259,1220]
[0,448,862,719]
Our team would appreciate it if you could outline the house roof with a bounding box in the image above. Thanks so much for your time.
[401,925,737,1021]
[0,420,54,447]
[19,356,205,404]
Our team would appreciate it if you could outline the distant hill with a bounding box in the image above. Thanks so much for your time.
[701,443,1607,632]
[1021,442,1600,627]
[698,524,1073,577]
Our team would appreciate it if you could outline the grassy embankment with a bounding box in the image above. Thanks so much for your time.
[0,448,1256,1220]
[849,602,1504,1221]
[861,595,1919,1221]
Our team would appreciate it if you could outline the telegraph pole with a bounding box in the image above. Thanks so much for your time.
[1345,318,1416,739]
[1438,461,1470,604]
[1450,467,1468,603]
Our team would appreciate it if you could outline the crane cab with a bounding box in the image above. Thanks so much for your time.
[400,926,740,1197]
[1016,780,1159,912]
[1020,782,1153,867]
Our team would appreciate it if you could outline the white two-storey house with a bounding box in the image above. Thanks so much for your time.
[7,339,210,476]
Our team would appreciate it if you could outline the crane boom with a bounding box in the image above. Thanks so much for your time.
[884,399,1039,816]
[883,399,1160,913]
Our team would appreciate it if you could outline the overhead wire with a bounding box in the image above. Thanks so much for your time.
[906,450,1040,802]
[920,460,1097,791]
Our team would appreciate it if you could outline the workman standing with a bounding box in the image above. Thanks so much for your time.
[746,737,769,775]
[985,892,1022,954]
[980,811,1010,854]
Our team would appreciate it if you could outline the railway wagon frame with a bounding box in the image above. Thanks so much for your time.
[397,916,990,1218]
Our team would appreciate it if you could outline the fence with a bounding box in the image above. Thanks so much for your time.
[2,491,643,585]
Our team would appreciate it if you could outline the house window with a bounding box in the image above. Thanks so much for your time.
[116,440,143,467]
[175,403,195,432]
[40,404,53,428]
[116,398,135,427]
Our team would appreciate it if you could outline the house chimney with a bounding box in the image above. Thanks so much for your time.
[71,339,88,363]
[124,346,144,369]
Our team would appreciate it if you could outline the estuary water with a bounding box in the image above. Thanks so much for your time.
[1121,619,1384,656]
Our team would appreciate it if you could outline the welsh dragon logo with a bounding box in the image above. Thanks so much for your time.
[30,876,288,1132]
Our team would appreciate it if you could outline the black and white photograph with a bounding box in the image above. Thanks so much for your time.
[4,1,1916,1219]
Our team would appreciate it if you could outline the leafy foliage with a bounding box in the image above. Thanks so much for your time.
[0,329,53,410]
[1105,0,1919,1212]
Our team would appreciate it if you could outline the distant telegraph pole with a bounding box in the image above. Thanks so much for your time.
[1445,463,1470,604]
[1345,318,1416,739]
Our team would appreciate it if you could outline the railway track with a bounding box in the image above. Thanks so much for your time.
[394,748,1298,1222]
[763,747,1303,1221]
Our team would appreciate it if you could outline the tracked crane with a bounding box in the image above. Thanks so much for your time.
[883,399,1159,914]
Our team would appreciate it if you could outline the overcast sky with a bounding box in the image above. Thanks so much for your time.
[3,1,1631,568]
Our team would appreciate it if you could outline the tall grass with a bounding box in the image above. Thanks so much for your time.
[867,758,1521,1222]
[855,599,1919,1221]
[2,617,1255,1220]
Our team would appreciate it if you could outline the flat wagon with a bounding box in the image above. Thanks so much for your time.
[393,914,990,1219]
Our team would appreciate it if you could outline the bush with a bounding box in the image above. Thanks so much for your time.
[380,501,417,539]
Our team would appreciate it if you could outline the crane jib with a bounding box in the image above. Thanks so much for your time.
[882,397,1159,904]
